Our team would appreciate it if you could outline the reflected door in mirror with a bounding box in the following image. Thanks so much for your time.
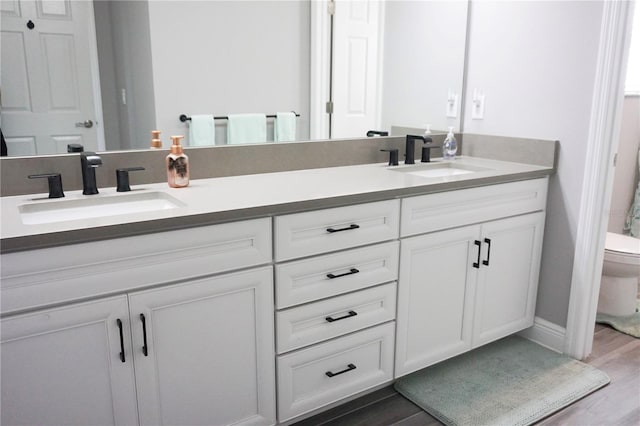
[331,0,384,138]
[1,0,102,156]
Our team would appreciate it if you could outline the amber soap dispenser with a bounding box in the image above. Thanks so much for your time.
[166,135,189,188]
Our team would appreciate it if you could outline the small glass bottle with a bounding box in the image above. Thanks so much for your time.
[443,126,458,160]
[166,135,189,188]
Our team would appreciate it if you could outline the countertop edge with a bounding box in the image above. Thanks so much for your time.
[0,168,552,254]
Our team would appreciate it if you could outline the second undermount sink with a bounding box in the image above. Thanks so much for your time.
[19,191,186,225]
[391,161,491,178]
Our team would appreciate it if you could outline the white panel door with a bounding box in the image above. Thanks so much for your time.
[395,225,480,377]
[129,267,276,426]
[1,0,102,155]
[0,295,139,426]
[472,212,546,347]
[331,0,383,138]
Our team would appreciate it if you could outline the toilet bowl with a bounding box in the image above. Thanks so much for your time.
[597,232,640,316]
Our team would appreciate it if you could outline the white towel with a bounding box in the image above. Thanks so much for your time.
[274,112,297,142]
[188,115,215,146]
[227,113,267,144]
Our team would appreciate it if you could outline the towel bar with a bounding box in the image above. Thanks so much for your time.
[179,112,300,122]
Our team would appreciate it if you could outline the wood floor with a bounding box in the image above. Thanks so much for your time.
[294,324,640,426]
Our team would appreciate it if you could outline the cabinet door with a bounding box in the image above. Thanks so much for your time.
[1,296,138,426]
[472,212,545,347]
[395,225,480,377]
[129,267,276,426]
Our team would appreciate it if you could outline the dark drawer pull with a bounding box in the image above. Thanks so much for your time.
[473,240,482,269]
[326,363,357,378]
[326,268,360,279]
[117,319,125,363]
[140,313,149,356]
[482,238,492,266]
[325,310,358,323]
[326,224,360,233]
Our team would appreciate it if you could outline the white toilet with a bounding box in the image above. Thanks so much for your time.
[597,232,640,316]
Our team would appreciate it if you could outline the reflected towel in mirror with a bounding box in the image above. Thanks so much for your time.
[227,114,267,144]
[188,115,215,146]
[275,112,297,142]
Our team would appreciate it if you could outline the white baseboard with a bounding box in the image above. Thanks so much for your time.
[518,317,566,353]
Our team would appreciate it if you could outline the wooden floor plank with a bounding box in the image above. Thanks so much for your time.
[391,411,442,426]
[293,387,400,426]
[318,394,424,426]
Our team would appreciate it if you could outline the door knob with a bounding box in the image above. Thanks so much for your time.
[75,120,94,128]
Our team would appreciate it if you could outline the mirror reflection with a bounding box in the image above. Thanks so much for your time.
[0,0,468,157]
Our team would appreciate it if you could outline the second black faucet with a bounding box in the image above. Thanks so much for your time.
[405,135,436,164]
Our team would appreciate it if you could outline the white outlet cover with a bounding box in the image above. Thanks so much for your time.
[472,93,485,120]
[446,93,458,118]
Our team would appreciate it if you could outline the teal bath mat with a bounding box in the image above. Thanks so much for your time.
[596,299,640,338]
[394,336,610,426]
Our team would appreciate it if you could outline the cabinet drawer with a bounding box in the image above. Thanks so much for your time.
[277,322,395,422]
[274,200,400,261]
[1,218,272,315]
[276,282,396,353]
[275,241,399,308]
[401,178,548,237]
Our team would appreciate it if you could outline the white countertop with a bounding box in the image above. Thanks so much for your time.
[0,157,552,252]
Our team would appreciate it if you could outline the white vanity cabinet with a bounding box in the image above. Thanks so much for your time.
[395,178,548,377]
[1,296,139,426]
[0,218,276,426]
[129,267,275,426]
[273,200,400,422]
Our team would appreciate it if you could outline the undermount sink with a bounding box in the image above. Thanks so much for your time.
[391,162,491,178]
[19,191,185,225]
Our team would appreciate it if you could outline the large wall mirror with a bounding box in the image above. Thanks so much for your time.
[0,0,468,157]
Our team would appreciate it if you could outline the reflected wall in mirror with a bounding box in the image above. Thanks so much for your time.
[0,0,468,157]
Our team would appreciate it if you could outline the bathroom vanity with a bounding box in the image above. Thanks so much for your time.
[0,156,552,425]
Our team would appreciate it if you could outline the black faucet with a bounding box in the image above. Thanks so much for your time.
[80,152,103,195]
[405,135,427,164]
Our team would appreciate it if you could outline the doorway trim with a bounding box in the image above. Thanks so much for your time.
[564,0,635,359]
[88,0,106,151]
[310,0,331,140]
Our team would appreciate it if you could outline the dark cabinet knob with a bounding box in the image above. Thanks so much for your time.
[116,167,145,192]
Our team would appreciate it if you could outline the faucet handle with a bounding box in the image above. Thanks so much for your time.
[367,130,389,137]
[28,173,65,198]
[420,138,441,163]
[116,167,145,192]
[380,149,399,166]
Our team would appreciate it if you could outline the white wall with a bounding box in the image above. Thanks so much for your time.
[381,0,468,133]
[463,1,604,327]
[94,1,122,151]
[95,0,156,151]
[114,0,156,150]
[148,1,310,146]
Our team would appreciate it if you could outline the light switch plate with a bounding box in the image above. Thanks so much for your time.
[472,89,485,120]
[446,90,458,118]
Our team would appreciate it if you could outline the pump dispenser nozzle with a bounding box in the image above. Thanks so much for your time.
[150,130,162,149]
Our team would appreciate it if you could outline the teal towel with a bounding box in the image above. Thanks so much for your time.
[188,115,215,146]
[624,149,640,237]
[274,112,297,142]
[227,114,267,144]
